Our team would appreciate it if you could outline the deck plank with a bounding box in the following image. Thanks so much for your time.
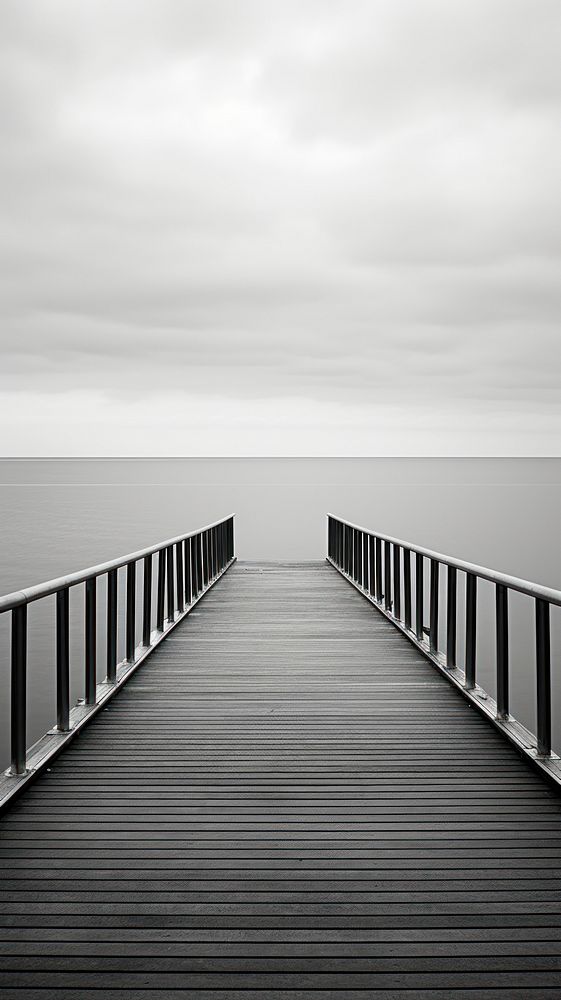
[1,560,561,997]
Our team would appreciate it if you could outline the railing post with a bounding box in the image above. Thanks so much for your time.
[368,535,375,596]
[156,549,166,631]
[415,553,424,640]
[362,532,368,589]
[496,583,509,719]
[429,559,439,654]
[446,565,457,668]
[184,538,192,605]
[85,577,97,705]
[204,532,210,587]
[106,569,117,683]
[142,554,152,647]
[191,536,199,599]
[384,541,392,611]
[465,573,477,689]
[393,545,401,620]
[176,542,184,614]
[10,604,27,776]
[126,561,136,663]
[196,533,203,591]
[375,538,382,602]
[535,598,551,756]
[166,546,174,621]
[56,588,70,731]
[403,548,411,630]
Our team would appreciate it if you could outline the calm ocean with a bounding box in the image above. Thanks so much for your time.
[1,457,560,766]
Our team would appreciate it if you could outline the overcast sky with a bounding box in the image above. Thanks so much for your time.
[1,0,560,455]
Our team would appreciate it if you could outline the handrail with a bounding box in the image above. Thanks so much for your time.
[0,514,235,613]
[1,514,235,806]
[328,514,561,608]
[326,513,560,787]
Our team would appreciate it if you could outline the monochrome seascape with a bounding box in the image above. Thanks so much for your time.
[0,455,559,768]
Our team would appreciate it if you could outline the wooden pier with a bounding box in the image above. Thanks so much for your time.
[2,560,561,997]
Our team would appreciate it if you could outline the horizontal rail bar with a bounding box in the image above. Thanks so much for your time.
[0,514,236,613]
[327,513,561,607]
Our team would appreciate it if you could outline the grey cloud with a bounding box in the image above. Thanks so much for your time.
[0,0,560,452]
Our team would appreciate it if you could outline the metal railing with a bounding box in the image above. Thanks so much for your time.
[1,514,235,807]
[327,513,561,787]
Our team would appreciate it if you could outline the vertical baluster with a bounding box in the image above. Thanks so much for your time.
[403,548,412,630]
[535,598,551,756]
[106,569,117,683]
[184,538,192,604]
[197,533,202,594]
[192,535,199,598]
[176,542,184,613]
[10,604,27,775]
[465,573,477,689]
[56,588,70,731]
[496,583,509,719]
[393,545,401,620]
[368,535,375,596]
[375,538,382,602]
[201,533,207,588]
[446,565,457,668]
[384,541,392,611]
[85,577,97,705]
[415,553,424,640]
[166,546,174,621]
[429,560,439,654]
[126,562,136,662]
[156,550,166,631]
[142,554,152,647]
[362,532,368,589]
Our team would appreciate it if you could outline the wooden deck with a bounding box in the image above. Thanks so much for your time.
[1,560,561,998]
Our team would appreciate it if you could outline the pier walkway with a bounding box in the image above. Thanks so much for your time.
[1,561,561,997]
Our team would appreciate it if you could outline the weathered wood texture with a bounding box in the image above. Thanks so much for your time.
[1,561,561,998]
